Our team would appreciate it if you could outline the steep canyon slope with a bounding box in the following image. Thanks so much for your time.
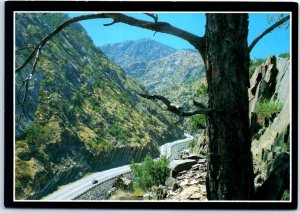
[15,14,183,200]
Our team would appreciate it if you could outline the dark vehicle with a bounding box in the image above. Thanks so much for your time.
[92,179,98,184]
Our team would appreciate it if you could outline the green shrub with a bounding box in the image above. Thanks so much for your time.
[130,154,170,191]
[278,52,290,59]
[191,114,206,131]
[24,122,44,146]
[255,99,283,121]
[24,121,61,147]
[86,137,110,152]
[111,124,127,141]
[189,139,197,149]
[197,82,207,95]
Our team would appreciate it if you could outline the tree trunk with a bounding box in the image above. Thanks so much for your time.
[204,14,254,200]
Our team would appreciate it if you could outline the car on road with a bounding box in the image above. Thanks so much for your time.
[92,179,98,184]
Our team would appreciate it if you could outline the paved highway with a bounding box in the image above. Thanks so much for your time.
[42,165,130,200]
[42,133,193,200]
[160,133,193,160]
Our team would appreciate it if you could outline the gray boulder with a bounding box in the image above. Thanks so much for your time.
[164,177,175,187]
[169,159,197,177]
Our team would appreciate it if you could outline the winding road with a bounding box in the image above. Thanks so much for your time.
[160,133,193,161]
[42,133,193,200]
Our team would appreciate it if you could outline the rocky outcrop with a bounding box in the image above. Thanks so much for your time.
[249,56,278,112]
[157,153,207,201]
[169,159,197,177]
[112,175,132,190]
[195,130,208,156]
[249,56,290,199]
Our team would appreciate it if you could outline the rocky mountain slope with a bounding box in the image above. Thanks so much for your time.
[249,56,290,199]
[136,50,205,103]
[102,39,206,132]
[101,39,177,78]
[15,13,183,200]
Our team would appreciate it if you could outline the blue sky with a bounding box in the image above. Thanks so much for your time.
[68,13,290,59]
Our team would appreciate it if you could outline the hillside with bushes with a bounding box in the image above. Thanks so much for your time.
[15,13,183,200]
[102,39,206,132]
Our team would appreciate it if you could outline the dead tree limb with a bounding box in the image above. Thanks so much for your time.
[249,15,290,52]
[138,93,211,117]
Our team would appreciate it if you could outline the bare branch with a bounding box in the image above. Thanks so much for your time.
[144,13,158,23]
[249,15,290,53]
[16,46,39,73]
[31,45,41,75]
[15,13,205,73]
[103,20,119,26]
[18,46,41,106]
[105,13,204,52]
[21,80,30,106]
[138,93,211,116]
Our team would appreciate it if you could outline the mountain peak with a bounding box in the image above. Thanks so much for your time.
[103,38,176,49]
[101,38,177,69]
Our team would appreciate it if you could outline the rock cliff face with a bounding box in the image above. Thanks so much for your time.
[249,56,290,198]
[15,14,183,200]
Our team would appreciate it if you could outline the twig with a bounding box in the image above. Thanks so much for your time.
[144,13,158,23]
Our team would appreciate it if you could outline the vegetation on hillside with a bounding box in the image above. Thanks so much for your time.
[191,115,206,131]
[188,139,197,150]
[15,13,182,200]
[278,52,290,59]
[255,99,283,123]
[130,154,170,191]
[103,40,207,133]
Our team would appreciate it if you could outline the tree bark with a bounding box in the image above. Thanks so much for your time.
[204,14,254,200]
